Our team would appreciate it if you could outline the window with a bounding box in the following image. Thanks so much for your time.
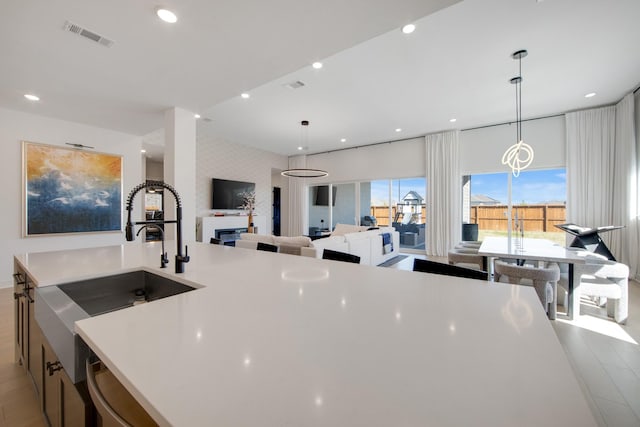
[366,177,426,250]
[308,177,427,251]
[464,168,566,245]
[331,183,357,230]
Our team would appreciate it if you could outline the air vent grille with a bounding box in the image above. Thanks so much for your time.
[63,21,114,47]
[283,80,305,90]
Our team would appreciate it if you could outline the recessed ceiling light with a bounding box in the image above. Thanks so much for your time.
[194,114,201,119]
[449,118,457,123]
[140,149,147,153]
[340,138,346,143]
[402,24,416,34]
[312,62,323,69]
[585,92,596,98]
[297,146,303,151]
[24,94,40,101]
[156,8,177,23]
[395,128,402,132]
[241,93,250,99]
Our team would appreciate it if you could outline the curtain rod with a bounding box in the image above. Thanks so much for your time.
[312,136,419,156]
[306,113,564,157]
[460,113,564,132]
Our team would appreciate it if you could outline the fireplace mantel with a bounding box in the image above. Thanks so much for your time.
[197,216,268,242]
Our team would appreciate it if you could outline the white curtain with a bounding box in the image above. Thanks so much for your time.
[426,131,461,256]
[566,94,639,277]
[286,155,308,236]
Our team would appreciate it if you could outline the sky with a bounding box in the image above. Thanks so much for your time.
[367,168,566,206]
[471,169,566,204]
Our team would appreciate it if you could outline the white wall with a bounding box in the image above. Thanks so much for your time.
[307,137,426,184]
[0,108,143,286]
[306,116,565,183]
[195,135,289,236]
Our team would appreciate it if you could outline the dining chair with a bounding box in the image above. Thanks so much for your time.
[458,240,483,249]
[256,242,278,252]
[448,247,485,271]
[413,258,488,280]
[322,249,360,264]
[559,260,628,324]
[494,260,560,320]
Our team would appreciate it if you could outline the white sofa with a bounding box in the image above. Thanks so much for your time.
[235,234,313,255]
[303,223,400,266]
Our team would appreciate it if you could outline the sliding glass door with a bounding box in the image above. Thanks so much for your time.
[331,183,356,230]
[307,177,427,251]
[361,177,426,250]
[464,168,566,245]
[391,178,426,250]
[308,186,330,236]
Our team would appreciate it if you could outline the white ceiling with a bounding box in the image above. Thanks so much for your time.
[2,0,639,159]
[202,0,640,156]
[0,0,456,141]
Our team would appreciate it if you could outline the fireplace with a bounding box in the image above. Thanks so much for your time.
[215,228,248,245]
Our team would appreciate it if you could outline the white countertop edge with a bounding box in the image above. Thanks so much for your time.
[76,327,171,427]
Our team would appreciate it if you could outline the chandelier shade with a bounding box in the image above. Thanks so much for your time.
[281,120,329,179]
[281,168,329,178]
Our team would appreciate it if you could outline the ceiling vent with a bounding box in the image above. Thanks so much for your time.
[283,80,305,90]
[63,21,114,47]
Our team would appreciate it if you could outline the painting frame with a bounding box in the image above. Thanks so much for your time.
[22,141,123,237]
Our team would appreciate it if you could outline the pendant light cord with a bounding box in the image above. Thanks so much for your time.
[514,55,522,143]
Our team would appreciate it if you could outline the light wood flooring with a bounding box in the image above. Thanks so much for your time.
[1,256,639,427]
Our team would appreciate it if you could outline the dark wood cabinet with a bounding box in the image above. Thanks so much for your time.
[14,261,93,426]
[41,335,92,427]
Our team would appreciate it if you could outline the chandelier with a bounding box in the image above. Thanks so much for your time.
[281,120,329,178]
[501,49,534,177]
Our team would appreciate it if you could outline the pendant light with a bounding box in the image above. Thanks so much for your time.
[501,49,534,177]
[281,120,329,178]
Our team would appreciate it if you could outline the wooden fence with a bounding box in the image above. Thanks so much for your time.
[370,204,565,232]
[370,206,426,227]
[470,204,565,232]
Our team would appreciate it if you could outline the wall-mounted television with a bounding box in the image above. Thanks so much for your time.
[314,185,336,206]
[212,178,255,210]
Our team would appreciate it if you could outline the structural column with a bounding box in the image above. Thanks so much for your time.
[164,108,196,242]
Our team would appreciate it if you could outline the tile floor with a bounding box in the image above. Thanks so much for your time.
[1,254,639,426]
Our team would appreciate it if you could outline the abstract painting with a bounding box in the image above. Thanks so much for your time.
[23,141,122,236]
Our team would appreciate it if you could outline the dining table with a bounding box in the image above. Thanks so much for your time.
[478,236,607,320]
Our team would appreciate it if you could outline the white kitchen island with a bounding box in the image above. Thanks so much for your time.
[15,242,597,427]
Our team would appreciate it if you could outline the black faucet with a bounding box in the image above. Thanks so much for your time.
[136,225,168,268]
[125,180,190,273]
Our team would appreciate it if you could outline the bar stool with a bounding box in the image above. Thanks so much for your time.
[494,260,560,320]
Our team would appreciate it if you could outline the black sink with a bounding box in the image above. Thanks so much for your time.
[57,270,194,316]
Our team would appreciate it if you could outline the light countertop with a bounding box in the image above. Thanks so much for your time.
[16,242,597,427]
